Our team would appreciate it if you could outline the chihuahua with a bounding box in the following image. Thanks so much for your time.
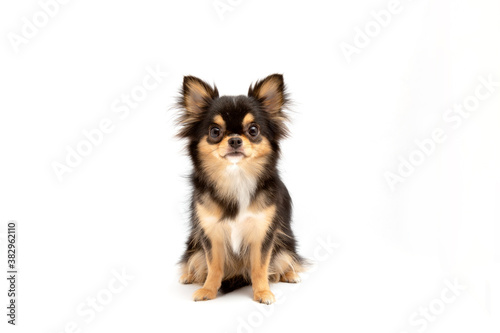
[176,74,306,304]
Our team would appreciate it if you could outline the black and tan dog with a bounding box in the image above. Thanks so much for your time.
[176,74,306,304]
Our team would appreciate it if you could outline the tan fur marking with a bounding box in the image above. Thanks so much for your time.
[246,204,276,244]
[184,81,213,114]
[242,113,255,126]
[193,195,227,301]
[269,251,306,281]
[180,251,207,284]
[213,115,225,127]
[247,136,272,164]
[193,239,225,301]
[254,80,282,113]
[244,204,276,304]
[251,243,274,304]
[248,192,267,212]
[196,198,223,232]
[280,271,301,283]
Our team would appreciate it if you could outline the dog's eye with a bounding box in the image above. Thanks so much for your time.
[247,124,260,137]
[210,126,222,138]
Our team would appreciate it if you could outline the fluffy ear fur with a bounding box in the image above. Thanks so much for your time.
[177,76,219,138]
[248,74,289,138]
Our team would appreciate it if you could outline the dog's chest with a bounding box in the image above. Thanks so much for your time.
[223,164,256,210]
[198,200,274,256]
[201,165,269,255]
[227,210,264,255]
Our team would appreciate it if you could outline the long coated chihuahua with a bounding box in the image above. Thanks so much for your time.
[176,74,306,304]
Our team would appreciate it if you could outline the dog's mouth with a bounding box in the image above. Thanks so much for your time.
[224,150,246,163]
[225,152,245,157]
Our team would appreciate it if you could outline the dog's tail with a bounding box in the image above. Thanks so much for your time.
[220,275,250,294]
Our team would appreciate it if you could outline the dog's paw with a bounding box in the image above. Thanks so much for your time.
[268,274,280,283]
[179,273,194,284]
[253,290,276,305]
[193,288,217,301]
[280,271,301,283]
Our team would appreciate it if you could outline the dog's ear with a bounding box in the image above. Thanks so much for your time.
[248,74,289,137]
[177,76,218,138]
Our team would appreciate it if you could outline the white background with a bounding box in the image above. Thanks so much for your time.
[1,0,499,332]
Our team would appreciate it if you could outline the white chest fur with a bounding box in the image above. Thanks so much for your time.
[200,164,268,255]
[228,210,266,255]
[224,164,256,210]
[198,204,273,257]
[224,164,258,255]
[229,217,245,254]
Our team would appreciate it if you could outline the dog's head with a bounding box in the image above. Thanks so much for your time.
[176,74,289,177]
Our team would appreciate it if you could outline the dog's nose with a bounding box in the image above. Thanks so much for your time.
[228,137,243,149]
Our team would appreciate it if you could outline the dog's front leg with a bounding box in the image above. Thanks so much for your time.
[193,238,225,301]
[250,242,275,304]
